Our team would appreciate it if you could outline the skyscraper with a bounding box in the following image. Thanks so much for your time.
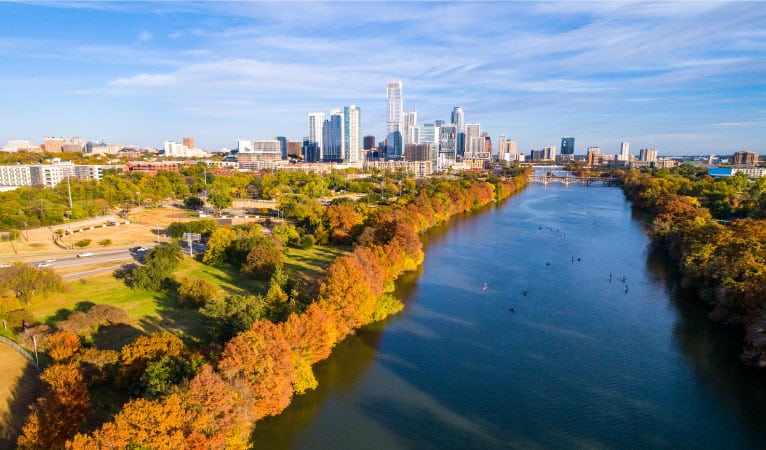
[386,81,403,159]
[322,109,344,162]
[465,123,481,157]
[308,113,325,159]
[451,106,465,133]
[561,137,575,155]
[452,108,466,157]
[618,142,630,161]
[344,105,361,163]
[403,109,417,145]
[438,124,457,169]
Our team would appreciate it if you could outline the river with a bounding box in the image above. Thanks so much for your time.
[253,184,766,449]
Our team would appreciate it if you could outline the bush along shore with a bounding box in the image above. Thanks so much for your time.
[620,166,766,368]
[15,172,528,450]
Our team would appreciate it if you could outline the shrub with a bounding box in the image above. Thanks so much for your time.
[299,234,314,249]
[75,239,92,248]
[177,278,220,306]
[241,239,284,280]
[98,239,112,246]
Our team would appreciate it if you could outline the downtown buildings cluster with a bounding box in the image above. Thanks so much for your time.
[1,81,763,190]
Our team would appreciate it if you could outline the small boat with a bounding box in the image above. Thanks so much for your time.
[482,282,488,292]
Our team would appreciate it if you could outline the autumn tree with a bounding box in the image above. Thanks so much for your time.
[116,333,188,388]
[18,363,90,450]
[327,203,364,244]
[46,331,82,361]
[218,320,295,420]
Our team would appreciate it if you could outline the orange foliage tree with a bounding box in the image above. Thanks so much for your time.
[46,330,82,361]
[218,320,295,420]
[18,363,90,450]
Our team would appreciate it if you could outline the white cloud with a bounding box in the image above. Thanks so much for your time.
[138,30,153,42]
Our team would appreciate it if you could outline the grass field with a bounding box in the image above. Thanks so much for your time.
[25,244,349,348]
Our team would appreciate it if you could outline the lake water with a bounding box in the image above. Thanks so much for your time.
[254,185,766,449]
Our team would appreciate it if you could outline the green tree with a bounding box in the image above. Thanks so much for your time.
[241,238,284,280]
[201,294,267,343]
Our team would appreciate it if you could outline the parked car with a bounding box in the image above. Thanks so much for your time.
[77,252,94,258]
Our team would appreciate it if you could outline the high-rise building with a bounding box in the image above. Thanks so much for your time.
[732,150,759,165]
[465,123,482,157]
[287,141,302,159]
[403,109,417,145]
[618,142,630,161]
[344,105,361,163]
[482,132,492,160]
[386,81,403,159]
[420,123,438,144]
[323,109,344,162]
[438,124,457,169]
[498,139,519,162]
[363,135,376,150]
[182,137,195,149]
[561,137,575,155]
[639,148,658,162]
[451,106,465,133]
[276,136,287,160]
[308,112,325,159]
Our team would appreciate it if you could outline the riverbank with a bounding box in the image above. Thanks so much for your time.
[65,174,529,448]
[620,168,766,367]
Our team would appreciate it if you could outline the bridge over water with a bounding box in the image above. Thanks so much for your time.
[529,174,619,186]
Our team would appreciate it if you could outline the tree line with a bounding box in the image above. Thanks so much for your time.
[620,165,766,367]
[13,171,529,449]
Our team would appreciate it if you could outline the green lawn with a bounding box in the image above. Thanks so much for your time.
[25,244,350,348]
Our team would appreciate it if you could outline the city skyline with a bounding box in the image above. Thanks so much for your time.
[1,2,764,156]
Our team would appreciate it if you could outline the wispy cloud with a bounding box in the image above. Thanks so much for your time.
[0,1,763,154]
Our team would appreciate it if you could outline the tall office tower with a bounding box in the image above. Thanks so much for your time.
[617,142,630,161]
[308,112,325,159]
[498,134,506,155]
[276,136,287,160]
[451,106,465,133]
[732,150,758,165]
[386,81,403,159]
[323,109,344,162]
[344,105,361,163]
[482,132,492,159]
[434,119,445,128]
[639,148,658,162]
[438,124,457,169]
[363,135,376,150]
[498,139,519,162]
[420,123,438,144]
[403,109,418,145]
[183,137,195,149]
[561,137,575,155]
[465,123,481,157]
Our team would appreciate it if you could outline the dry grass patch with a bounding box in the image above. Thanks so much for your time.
[0,345,40,449]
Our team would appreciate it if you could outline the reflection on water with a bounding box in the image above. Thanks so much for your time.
[253,185,766,449]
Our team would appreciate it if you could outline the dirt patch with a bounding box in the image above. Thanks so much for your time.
[0,345,40,449]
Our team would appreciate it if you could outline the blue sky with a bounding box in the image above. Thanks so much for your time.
[1,1,764,156]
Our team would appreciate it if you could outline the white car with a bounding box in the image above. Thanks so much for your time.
[134,246,149,252]
[0,263,12,268]
[77,252,94,258]
[37,262,52,268]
